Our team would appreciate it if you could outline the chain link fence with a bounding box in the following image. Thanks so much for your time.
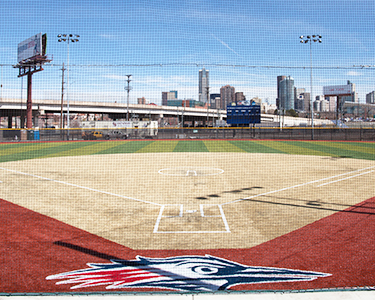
[1,126,375,142]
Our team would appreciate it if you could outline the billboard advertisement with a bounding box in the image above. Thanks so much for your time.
[323,84,354,96]
[17,33,45,63]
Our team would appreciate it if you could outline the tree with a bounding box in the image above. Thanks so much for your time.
[286,109,298,117]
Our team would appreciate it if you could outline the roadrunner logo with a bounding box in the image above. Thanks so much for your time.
[47,255,330,292]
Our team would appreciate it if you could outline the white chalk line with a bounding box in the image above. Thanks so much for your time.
[153,205,165,233]
[317,170,374,187]
[154,204,230,233]
[186,170,197,176]
[1,166,229,234]
[0,167,161,207]
[3,164,373,234]
[158,167,224,176]
[223,165,375,206]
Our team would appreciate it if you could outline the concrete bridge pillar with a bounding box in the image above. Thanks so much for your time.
[8,116,13,128]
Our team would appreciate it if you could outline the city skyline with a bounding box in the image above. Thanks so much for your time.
[1,0,374,105]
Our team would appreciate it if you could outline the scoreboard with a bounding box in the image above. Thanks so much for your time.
[226,105,261,126]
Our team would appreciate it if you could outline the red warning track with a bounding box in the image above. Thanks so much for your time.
[1,197,375,293]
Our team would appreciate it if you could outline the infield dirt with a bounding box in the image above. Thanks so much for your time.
[0,152,374,250]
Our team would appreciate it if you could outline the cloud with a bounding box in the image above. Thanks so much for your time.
[103,74,127,80]
[346,71,362,76]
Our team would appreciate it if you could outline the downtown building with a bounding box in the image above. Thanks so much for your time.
[295,88,310,112]
[220,85,235,109]
[366,91,375,104]
[199,68,209,104]
[278,76,295,111]
[276,76,286,110]
[162,91,178,106]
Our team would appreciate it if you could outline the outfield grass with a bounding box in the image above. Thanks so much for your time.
[0,139,374,162]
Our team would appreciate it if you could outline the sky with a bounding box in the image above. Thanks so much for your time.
[1,0,375,105]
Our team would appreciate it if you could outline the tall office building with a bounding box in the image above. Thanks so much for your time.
[235,92,245,103]
[210,93,221,109]
[276,75,286,109]
[199,68,209,103]
[295,88,305,111]
[279,76,295,111]
[302,92,311,112]
[220,85,235,109]
[325,96,336,112]
[366,91,375,104]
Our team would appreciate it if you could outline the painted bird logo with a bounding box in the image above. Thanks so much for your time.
[47,255,330,292]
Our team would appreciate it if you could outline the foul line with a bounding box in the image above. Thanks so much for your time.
[317,170,374,187]
[223,166,375,206]
[0,167,161,207]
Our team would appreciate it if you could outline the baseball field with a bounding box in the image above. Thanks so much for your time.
[1,139,375,294]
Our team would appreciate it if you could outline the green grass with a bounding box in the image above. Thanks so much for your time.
[0,140,374,162]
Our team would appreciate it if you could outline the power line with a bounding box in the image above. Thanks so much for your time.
[1,63,375,70]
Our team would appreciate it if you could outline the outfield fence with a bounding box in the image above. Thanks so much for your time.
[1,126,375,142]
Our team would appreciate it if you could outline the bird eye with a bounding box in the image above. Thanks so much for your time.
[193,266,218,275]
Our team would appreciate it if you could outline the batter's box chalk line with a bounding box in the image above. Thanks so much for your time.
[153,204,230,233]
[158,167,224,177]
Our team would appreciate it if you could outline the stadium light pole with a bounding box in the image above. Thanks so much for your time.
[125,75,132,121]
[300,35,322,140]
[58,34,79,138]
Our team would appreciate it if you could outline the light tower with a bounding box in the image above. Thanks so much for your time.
[125,75,132,121]
[58,34,80,137]
[300,35,322,140]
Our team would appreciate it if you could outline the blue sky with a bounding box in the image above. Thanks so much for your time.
[1,0,374,104]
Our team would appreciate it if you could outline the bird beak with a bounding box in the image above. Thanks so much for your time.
[238,266,330,282]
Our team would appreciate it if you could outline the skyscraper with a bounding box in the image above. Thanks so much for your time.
[366,91,375,104]
[199,68,209,103]
[276,75,286,109]
[279,76,295,111]
[220,85,235,109]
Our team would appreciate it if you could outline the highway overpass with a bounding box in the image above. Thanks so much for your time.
[0,98,335,128]
[0,98,226,127]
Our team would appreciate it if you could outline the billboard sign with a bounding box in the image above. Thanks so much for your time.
[17,33,45,63]
[323,84,353,96]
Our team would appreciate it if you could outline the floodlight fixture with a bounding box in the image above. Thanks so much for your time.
[57,33,80,139]
[125,75,132,121]
[299,34,322,140]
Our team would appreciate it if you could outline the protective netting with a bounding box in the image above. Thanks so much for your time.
[1,0,375,296]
